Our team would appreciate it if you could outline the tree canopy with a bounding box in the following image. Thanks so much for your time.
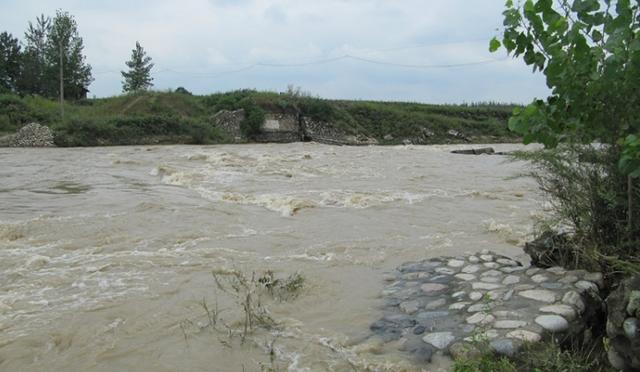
[491,0,640,177]
[0,10,92,99]
[0,32,22,93]
[121,41,154,93]
[47,10,93,99]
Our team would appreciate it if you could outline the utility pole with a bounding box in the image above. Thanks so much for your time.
[59,39,64,119]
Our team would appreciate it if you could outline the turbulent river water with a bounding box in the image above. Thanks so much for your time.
[0,143,543,371]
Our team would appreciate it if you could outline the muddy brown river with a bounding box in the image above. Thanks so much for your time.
[0,143,542,371]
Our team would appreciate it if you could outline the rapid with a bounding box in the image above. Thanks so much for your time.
[0,143,542,371]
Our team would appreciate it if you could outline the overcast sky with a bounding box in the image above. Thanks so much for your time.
[1,0,550,103]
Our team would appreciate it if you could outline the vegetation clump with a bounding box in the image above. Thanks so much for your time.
[192,269,306,344]
[491,0,640,277]
[484,0,640,369]
[454,338,611,372]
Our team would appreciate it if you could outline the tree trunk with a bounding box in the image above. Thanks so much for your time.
[59,40,64,119]
[629,175,634,229]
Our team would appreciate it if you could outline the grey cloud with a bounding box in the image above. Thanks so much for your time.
[1,0,548,103]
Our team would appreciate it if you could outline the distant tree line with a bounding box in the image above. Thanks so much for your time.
[0,9,158,100]
[0,10,93,100]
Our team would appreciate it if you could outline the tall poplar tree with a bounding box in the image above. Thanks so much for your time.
[121,42,154,92]
[46,9,93,99]
[0,32,21,93]
[20,15,51,96]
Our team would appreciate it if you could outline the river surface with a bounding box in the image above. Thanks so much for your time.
[0,143,542,371]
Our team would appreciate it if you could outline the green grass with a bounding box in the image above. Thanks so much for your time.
[453,338,613,372]
[0,89,520,146]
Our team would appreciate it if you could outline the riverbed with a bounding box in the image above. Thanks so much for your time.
[0,143,541,371]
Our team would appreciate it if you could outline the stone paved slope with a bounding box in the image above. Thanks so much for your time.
[372,250,603,362]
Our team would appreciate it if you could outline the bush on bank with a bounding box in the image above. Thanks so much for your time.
[52,115,224,146]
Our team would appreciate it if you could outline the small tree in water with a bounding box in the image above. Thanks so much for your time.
[121,41,154,92]
[491,0,640,273]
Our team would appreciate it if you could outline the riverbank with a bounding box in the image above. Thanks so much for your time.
[0,90,520,147]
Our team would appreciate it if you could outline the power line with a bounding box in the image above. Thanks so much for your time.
[91,38,509,78]
[355,37,496,53]
[141,54,508,79]
[345,55,508,69]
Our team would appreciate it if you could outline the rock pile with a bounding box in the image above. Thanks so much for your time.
[1,123,55,147]
[371,250,603,362]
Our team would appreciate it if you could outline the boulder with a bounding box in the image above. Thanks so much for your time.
[421,128,435,138]
[447,129,470,142]
[356,135,378,146]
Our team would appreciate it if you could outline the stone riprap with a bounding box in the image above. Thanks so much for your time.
[0,123,55,147]
[211,109,246,143]
[371,250,603,362]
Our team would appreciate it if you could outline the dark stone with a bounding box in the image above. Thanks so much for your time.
[413,326,426,335]
[385,298,403,307]
[370,320,388,332]
[401,337,435,363]
[395,288,421,300]
[399,262,431,273]
[460,324,476,334]
[383,313,417,328]
[606,275,640,370]
[380,328,403,342]
[541,282,564,290]
[370,319,405,342]
[451,147,495,155]
[416,311,450,322]
[428,275,454,284]
[490,338,520,357]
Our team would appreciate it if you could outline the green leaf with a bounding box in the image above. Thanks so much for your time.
[489,37,502,52]
[508,116,527,134]
[535,0,553,12]
[572,0,600,13]
[524,0,535,13]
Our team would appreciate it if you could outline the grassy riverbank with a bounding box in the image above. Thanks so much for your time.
[0,89,520,146]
